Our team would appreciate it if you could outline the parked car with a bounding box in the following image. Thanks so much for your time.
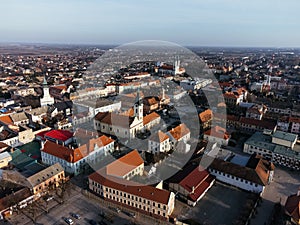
[64,217,74,225]
[71,213,81,219]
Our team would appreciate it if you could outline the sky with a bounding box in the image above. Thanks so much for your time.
[0,0,299,47]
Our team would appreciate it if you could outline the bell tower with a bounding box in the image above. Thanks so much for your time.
[134,89,143,121]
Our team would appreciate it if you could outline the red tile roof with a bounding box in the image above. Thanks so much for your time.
[210,157,270,186]
[204,126,230,140]
[224,92,239,99]
[0,115,13,125]
[42,135,114,163]
[143,112,160,125]
[149,130,169,143]
[179,166,209,193]
[106,150,143,177]
[169,123,190,141]
[89,170,172,204]
[199,109,213,123]
[239,117,277,130]
[289,117,300,124]
[95,112,134,128]
[189,175,215,202]
[44,130,73,142]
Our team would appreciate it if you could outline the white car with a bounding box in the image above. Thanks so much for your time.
[64,217,74,225]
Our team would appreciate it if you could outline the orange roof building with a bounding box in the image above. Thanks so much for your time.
[148,130,171,154]
[168,123,191,142]
[106,149,144,179]
[88,169,175,220]
[0,115,13,126]
[41,135,115,175]
[94,92,161,139]
[204,126,231,146]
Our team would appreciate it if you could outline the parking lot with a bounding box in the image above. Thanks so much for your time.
[175,182,254,225]
[6,184,134,225]
[250,167,300,225]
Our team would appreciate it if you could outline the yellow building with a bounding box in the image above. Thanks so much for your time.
[26,163,65,198]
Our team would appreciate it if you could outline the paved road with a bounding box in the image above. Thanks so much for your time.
[250,167,300,225]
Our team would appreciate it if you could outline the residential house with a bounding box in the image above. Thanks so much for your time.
[168,166,215,206]
[148,130,170,154]
[0,152,12,168]
[204,126,230,146]
[41,135,115,175]
[208,154,274,194]
[289,117,300,134]
[167,123,191,153]
[106,149,144,180]
[199,109,213,131]
[246,104,267,120]
[10,112,29,126]
[26,163,65,199]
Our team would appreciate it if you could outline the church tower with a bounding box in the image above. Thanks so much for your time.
[174,56,180,75]
[134,89,143,122]
[40,76,54,106]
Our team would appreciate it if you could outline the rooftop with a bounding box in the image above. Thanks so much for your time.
[44,129,73,142]
[89,170,172,205]
[27,163,64,187]
[106,150,144,178]
[272,130,298,143]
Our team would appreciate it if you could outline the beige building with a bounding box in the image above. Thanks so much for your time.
[106,149,144,180]
[0,152,12,168]
[26,163,65,198]
[89,171,175,220]
[94,93,160,139]
[88,150,175,220]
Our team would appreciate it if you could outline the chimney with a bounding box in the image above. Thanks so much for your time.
[192,186,195,194]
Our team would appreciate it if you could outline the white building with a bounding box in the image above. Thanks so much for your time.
[204,126,230,146]
[208,155,274,194]
[88,150,175,220]
[94,93,160,139]
[74,99,121,117]
[180,78,212,91]
[148,130,170,154]
[41,135,115,175]
[167,123,190,150]
[40,77,54,106]
[243,131,300,170]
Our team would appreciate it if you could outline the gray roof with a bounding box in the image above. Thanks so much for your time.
[10,112,28,122]
[76,99,118,109]
[272,131,298,143]
[244,132,275,152]
[27,163,64,187]
[273,145,300,160]
[26,106,48,116]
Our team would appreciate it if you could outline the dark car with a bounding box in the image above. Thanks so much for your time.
[89,219,98,225]
[71,213,81,219]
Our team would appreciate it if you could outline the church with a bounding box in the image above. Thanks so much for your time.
[94,92,160,139]
[40,77,54,106]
